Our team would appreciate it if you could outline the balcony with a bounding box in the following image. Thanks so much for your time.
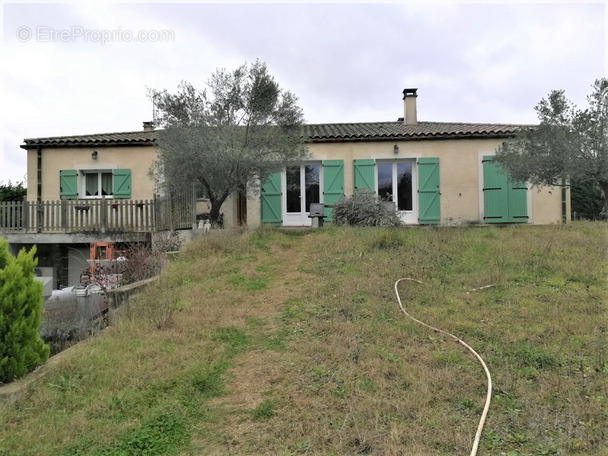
[0,194,195,243]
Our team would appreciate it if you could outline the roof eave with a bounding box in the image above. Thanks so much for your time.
[20,140,157,150]
[305,132,518,143]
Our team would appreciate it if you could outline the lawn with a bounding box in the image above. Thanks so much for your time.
[1,223,606,455]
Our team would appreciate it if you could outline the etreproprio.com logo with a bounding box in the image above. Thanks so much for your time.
[16,26,175,45]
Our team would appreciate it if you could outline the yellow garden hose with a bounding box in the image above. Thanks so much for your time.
[394,278,493,456]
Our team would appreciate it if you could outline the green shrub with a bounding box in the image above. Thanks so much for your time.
[0,181,26,202]
[0,239,50,383]
[331,191,401,227]
[571,179,604,220]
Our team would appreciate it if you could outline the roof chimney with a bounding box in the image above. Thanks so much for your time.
[143,121,155,132]
[403,88,418,125]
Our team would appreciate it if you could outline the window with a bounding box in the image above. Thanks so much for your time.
[59,169,131,200]
[283,163,322,226]
[377,161,413,211]
[304,165,320,213]
[286,164,320,213]
[262,161,343,226]
[286,166,301,213]
[84,172,113,197]
[353,158,439,225]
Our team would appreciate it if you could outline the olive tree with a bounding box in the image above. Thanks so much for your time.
[495,78,608,219]
[149,60,309,224]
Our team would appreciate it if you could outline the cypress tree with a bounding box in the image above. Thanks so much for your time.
[0,239,50,383]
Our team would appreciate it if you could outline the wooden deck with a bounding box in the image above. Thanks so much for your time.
[0,193,195,235]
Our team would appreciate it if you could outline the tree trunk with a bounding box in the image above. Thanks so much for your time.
[209,202,222,226]
[602,182,608,220]
[208,191,231,226]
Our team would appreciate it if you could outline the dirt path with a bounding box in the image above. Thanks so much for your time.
[193,232,314,453]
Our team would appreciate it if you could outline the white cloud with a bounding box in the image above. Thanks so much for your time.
[0,2,604,184]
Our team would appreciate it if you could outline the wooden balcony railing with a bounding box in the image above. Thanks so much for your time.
[0,193,195,235]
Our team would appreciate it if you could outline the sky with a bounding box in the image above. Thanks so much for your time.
[0,1,605,186]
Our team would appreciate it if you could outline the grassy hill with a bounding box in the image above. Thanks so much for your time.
[1,223,607,455]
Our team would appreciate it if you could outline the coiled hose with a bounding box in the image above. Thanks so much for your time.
[394,278,493,456]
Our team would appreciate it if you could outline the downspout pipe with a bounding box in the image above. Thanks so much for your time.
[37,147,42,233]
[37,147,42,203]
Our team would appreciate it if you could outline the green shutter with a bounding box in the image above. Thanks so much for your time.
[261,172,282,225]
[482,156,508,223]
[322,160,344,222]
[508,180,528,222]
[59,170,78,200]
[112,169,131,199]
[354,159,375,192]
[482,156,527,223]
[418,158,440,224]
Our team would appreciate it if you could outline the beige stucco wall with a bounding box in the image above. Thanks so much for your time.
[26,136,568,226]
[529,185,569,224]
[247,190,262,227]
[220,189,262,228]
[305,138,566,225]
[222,194,238,229]
[27,144,263,228]
[26,146,157,201]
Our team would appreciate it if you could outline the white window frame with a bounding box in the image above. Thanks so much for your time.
[282,162,323,226]
[80,170,115,199]
[375,159,418,224]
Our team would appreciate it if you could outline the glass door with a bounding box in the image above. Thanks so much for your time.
[283,164,321,226]
[377,160,417,224]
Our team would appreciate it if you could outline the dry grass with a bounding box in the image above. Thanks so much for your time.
[0,223,606,455]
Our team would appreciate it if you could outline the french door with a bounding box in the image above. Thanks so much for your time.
[377,160,417,224]
[283,163,321,226]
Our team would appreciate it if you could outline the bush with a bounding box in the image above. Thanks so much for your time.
[117,242,164,285]
[120,232,181,284]
[331,191,401,227]
[571,180,604,220]
[0,181,26,202]
[86,235,181,289]
[0,240,49,383]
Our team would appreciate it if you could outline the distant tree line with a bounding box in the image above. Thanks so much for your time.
[0,181,27,202]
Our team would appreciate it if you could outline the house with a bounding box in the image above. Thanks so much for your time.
[24,122,158,203]
[263,89,568,226]
[2,122,170,287]
[1,89,568,285]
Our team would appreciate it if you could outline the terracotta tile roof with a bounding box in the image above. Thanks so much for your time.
[21,131,157,149]
[305,121,528,142]
[22,121,528,149]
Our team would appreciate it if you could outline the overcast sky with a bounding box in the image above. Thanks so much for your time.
[0,1,605,186]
